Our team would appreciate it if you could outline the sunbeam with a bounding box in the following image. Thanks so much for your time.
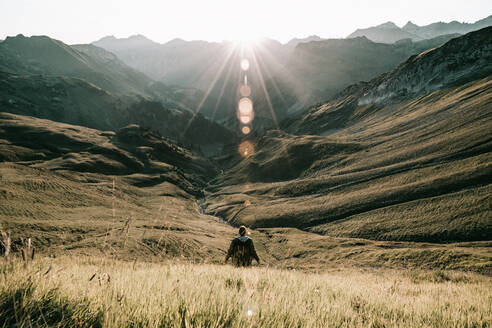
[250,47,279,129]
[211,49,238,121]
[253,46,288,107]
[181,45,236,138]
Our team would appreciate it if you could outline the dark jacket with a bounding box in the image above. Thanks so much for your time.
[226,235,260,267]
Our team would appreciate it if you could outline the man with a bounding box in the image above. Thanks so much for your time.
[225,226,260,267]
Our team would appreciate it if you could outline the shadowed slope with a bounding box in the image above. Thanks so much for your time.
[0,35,235,148]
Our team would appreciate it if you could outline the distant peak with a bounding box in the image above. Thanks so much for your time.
[166,38,186,45]
[127,34,151,41]
[4,34,27,42]
[403,21,419,29]
[94,34,155,45]
[95,35,117,43]
[352,35,371,42]
[377,21,399,29]
[5,34,54,44]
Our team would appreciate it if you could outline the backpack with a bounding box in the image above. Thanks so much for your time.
[232,236,252,267]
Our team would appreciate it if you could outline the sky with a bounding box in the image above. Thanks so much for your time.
[1,0,491,45]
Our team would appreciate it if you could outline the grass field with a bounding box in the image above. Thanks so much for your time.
[1,257,491,328]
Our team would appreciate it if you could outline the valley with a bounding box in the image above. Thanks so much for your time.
[1,28,491,275]
[0,14,491,327]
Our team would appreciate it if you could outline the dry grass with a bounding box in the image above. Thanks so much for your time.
[0,162,235,262]
[1,162,490,274]
[1,257,491,328]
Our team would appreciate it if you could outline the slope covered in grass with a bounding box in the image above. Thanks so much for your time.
[204,77,491,243]
[2,112,490,273]
[0,113,237,261]
[203,29,492,245]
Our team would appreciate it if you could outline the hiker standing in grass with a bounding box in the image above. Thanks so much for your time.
[225,226,260,267]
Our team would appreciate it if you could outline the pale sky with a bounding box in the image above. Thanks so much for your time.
[1,0,491,44]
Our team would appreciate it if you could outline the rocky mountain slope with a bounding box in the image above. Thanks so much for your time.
[286,33,461,101]
[291,27,492,133]
[348,15,492,43]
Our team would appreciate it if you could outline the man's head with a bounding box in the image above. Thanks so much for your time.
[239,225,246,236]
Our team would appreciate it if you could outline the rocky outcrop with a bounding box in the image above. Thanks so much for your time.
[358,27,492,105]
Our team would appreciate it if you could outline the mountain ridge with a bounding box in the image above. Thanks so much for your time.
[0,34,235,148]
[348,15,492,43]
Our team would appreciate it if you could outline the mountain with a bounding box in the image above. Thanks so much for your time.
[92,33,457,127]
[402,15,492,39]
[202,27,492,245]
[0,34,152,96]
[285,35,324,48]
[94,35,238,89]
[347,21,421,43]
[348,15,492,43]
[0,34,234,149]
[94,35,291,120]
[285,33,461,101]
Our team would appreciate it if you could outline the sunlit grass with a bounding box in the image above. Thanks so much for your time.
[1,257,490,327]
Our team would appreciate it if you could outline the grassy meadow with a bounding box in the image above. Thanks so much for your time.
[1,256,491,328]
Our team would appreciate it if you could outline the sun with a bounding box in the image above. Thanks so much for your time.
[230,36,263,49]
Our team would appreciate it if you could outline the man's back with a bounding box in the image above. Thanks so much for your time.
[226,234,260,267]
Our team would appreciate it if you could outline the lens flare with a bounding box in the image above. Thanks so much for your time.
[241,59,250,71]
[241,126,251,134]
[238,97,253,115]
[239,85,251,97]
[238,140,254,158]
[239,115,253,124]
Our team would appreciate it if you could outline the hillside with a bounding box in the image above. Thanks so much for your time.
[1,112,490,274]
[0,112,235,261]
[201,28,492,247]
[0,35,153,96]
[348,15,492,43]
[0,35,234,148]
[285,33,460,101]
